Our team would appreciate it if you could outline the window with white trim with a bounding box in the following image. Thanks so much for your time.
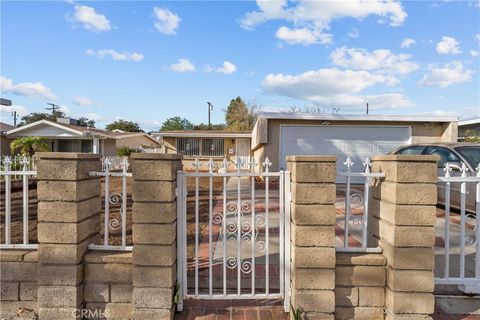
[176,138,224,157]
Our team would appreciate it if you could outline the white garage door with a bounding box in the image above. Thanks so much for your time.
[279,125,411,175]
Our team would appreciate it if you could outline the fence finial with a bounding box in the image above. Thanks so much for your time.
[477,163,480,177]
[221,157,229,171]
[207,158,216,173]
[461,162,468,178]
[4,155,11,171]
[122,157,129,173]
[22,156,29,171]
[263,157,272,173]
[363,157,371,173]
[235,157,243,172]
[249,158,258,172]
[444,162,452,178]
[344,156,354,172]
[192,157,201,172]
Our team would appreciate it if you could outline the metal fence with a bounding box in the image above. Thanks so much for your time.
[336,156,385,253]
[436,162,479,294]
[0,156,38,249]
[89,157,132,251]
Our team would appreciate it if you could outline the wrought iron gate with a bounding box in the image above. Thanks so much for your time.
[176,158,291,311]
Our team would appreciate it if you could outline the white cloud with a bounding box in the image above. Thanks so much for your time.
[262,68,391,100]
[470,50,479,57]
[276,26,332,45]
[0,76,57,100]
[170,59,196,73]
[241,0,406,45]
[311,93,414,110]
[72,96,101,106]
[71,5,111,32]
[205,61,237,75]
[153,7,180,35]
[84,113,103,121]
[0,104,28,117]
[86,49,144,61]
[436,36,461,54]
[330,47,419,75]
[348,28,360,38]
[476,33,480,42]
[400,38,416,48]
[418,61,472,88]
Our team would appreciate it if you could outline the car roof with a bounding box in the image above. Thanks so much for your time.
[404,143,479,148]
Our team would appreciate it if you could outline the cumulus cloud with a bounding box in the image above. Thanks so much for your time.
[241,0,406,45]
[0,104,28,117]
[311,93,414,110]
[400,38,415,48]
[470,50,479,57]
[0,76,57,100]
[71,5,111,32]
[330,47,419,75]
[86,49,144,61]
[276,26,332,45]
[205,61,237,75]
[170,59,196,73]
[418,61,472,88]
[72,96,101,107]
[436,36,461,54]
[153,7,181,35]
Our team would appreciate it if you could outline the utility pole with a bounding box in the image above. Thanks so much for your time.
[207,101,213,130]
[46,102,59,117]
[11,111,18,127]
[366,103,369,115]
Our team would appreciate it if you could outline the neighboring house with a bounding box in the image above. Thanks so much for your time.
[6,118,161,156]
[0,122,15,156]
[251,112,458,172]
[151,131,252,170]
[458,118,480,141]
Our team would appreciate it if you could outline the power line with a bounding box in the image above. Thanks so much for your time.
[46,102,60,116]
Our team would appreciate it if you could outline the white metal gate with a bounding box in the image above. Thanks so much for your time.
[176,158,291,311]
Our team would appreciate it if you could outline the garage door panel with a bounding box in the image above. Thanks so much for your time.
[280,126,411,173]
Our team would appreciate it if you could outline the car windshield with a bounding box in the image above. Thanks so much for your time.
[455,146,480,168]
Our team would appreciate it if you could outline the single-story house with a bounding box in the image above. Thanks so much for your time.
[6,118,161,156]
[0,122,15,156]
[109,131,162,151]
[458,118,480,141]
[251,112,458,173]
[151,130,252,170]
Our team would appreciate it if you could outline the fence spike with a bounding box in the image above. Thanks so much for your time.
[477,163,480,177]
[363,157,371,173]
[344,156,354,172]
[249,158,258,172]
[235,157,243,172]
[263,157,272,173]
[207,158,216,173]
[221,157,229,170]
[192,157,201,172]
[461,162,468,178]
[444,162,452,178]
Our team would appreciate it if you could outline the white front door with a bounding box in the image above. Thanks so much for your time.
[235,139,250,168]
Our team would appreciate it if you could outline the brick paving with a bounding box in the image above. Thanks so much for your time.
[175,299,288,320]
[434,303,480,320]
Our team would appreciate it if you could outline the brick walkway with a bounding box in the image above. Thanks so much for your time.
[434,303,480,320]
[175,299,288,320]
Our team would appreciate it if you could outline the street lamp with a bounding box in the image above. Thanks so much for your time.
[207,102,213,130]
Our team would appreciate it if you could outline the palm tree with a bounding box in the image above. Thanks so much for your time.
[10,137,50,156]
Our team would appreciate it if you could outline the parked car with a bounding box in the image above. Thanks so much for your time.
[390,143,479,213]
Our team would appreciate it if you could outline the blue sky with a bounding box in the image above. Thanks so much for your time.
[1,0,479,130]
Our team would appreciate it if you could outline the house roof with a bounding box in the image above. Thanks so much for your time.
[459,118,480,126]
[0,122,14,135]
[108,131,161,145]
[152,130,252,138]
[257,112,458,123]
[7,119,111,138]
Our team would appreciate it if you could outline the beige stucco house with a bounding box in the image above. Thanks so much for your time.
[251,112,458,172]
[5,119,161,156]
[458,118,480,141]
[151,130,252,170]
[0,122,15,156]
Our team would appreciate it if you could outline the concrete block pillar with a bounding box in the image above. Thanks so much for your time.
[287,156,337,320]
[130,154,182,320]
[370,155,438,320]
[36,152,102,319]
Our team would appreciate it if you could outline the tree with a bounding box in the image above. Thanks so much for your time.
[224,97,259,131]
[193,123,226,130]
[18,110,66,126]
[78,117,96,128]
[160,117,194,131]
[105,119,143,132]
[10,137,50,156]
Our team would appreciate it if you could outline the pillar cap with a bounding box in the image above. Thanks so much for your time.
[286,155,336,162]
[35,152,101,160]
[131,153,183,160]
[372,155,439,162]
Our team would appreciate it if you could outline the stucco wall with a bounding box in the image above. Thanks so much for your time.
[255,119,457,171]
[1,136,13,155]
[116,135,160,149]
[103,139,117,156]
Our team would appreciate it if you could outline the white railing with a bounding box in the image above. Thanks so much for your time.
[0,156,38,249]
[1,155,36,180]
[176,157,291,311]
[436,162,480,294]
[89,157,132,251]
[336,157,385,253]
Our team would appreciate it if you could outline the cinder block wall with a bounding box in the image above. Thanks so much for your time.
[371,155,438,320]
[335,253,386,320]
